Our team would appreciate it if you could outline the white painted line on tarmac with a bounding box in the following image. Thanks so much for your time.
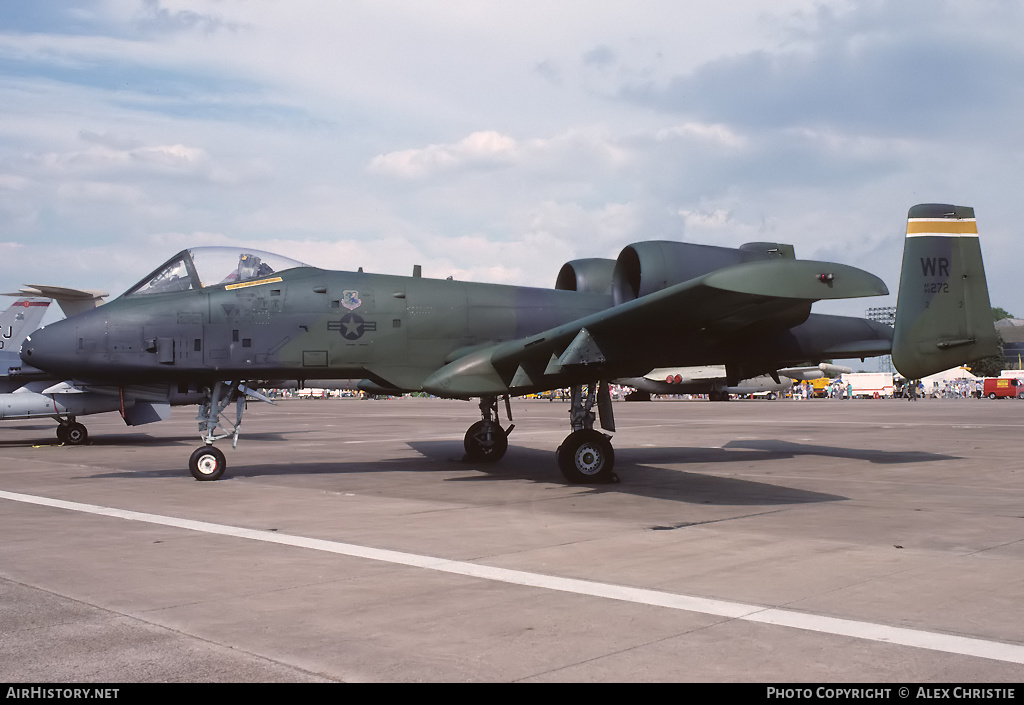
[3,488,1023,665]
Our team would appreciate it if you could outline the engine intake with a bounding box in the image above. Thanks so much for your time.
[555,258,616,295]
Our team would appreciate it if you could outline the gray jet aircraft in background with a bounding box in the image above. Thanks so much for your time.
[0,287,116,443]
[19,204,998,483]
[618,362,853,401]
[0,286,200,444]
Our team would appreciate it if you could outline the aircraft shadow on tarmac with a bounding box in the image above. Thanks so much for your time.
[409,440,852,507]
[720,439,960,465]
[72,436,957,507]
[0,435,167,449]
[0,428,299,449]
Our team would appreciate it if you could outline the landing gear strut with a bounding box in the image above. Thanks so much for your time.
[464,396,513,462]
[188,381,272,481]
[556,382,618,484]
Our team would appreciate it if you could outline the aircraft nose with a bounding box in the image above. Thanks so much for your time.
[20,321,77,376]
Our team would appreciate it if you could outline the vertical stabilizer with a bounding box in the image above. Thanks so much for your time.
[0,298,50,351]
[892,204,999,379]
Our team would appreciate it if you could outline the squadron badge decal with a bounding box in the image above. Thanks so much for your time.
[341,290,362,310]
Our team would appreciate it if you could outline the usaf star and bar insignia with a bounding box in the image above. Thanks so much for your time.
[329,313,376,340]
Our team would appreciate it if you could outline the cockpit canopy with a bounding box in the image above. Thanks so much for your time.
[125,247,311,297]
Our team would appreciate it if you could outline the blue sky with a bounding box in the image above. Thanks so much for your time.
[1,0,1022,321]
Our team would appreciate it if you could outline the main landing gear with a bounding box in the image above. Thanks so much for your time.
[555,382,617,484]
[56,418,88,445]
[463,382,618,484]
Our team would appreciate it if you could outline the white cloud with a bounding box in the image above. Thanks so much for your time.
[0,174,30,190]
[368,131,519,179]
[678,209,732,230]
[657,123,748,149]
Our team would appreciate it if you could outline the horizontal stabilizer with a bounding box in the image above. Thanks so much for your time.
[702,259,888,300]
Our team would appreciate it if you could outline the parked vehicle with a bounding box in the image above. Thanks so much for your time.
[840,372,894,398]
[983,377,1023,399]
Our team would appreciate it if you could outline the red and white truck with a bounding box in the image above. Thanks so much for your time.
[839,372,894,398]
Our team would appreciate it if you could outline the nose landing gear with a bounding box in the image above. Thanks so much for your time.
[464,396,513,462]
[187,381,272,481]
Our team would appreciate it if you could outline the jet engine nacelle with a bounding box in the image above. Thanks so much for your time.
[611,241,796,305]
[555,258,616,295]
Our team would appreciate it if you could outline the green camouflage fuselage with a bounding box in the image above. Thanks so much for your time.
[23,264,893,396]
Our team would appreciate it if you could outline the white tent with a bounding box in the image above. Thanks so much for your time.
[917,366,978,396]
[920,366,978,385]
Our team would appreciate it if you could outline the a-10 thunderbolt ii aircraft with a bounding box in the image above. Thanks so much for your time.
[19,203,998,483]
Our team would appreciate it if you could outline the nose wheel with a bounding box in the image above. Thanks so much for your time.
[189,446,227,481]
[464,419,508,462]
[464,396,513,463]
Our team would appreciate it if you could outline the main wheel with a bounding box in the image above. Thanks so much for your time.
[557,429,616,483]
[57,422,88,445]
[189,446,227,481]
[464,420,508,462]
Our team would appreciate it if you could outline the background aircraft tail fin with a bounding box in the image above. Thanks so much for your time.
[0,298,50,351]
[892,204,999,379]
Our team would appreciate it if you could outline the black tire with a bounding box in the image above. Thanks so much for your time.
[464,420,508,463]
[557,429,615,483]
[189,446,227,481]
[989,392,997,399]
[59,422,88,445]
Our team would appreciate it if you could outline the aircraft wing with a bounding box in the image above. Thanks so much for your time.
[421,258,887,397]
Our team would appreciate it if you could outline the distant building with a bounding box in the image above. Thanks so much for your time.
[995,318,1024,370]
